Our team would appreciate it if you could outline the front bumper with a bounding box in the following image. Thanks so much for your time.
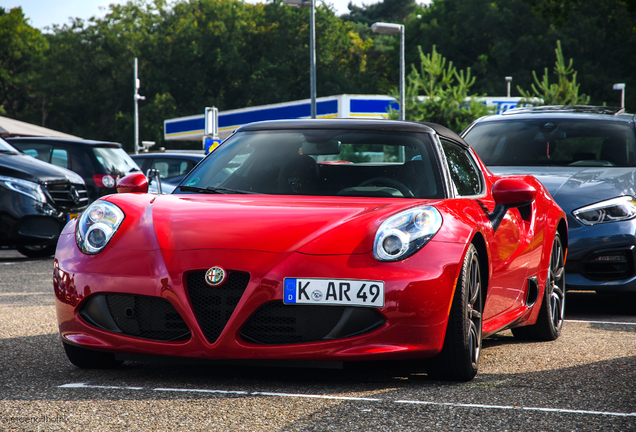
[565,215,636,292]
[54,232,464,362]
[0,191,68,247]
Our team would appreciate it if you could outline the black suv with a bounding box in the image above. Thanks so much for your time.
[0,138,88,257]
[6,137,141,203]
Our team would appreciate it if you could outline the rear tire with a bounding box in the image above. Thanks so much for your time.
[62,341,122,369]
[512,232,565,341]
[17,244,56,258]
[425,244,483,381]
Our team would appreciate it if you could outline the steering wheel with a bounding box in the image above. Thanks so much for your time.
[359,177,414,197]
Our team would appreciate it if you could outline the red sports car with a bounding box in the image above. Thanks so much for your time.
[54,119,567,381]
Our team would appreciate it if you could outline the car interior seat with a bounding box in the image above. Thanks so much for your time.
[399,159,433,197]
[601,138,628,166]
[277,154,319,194]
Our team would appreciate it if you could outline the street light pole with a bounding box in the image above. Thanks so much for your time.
[310,0,316,118]
[372,22,405,121]
[133,57,145,155]
[284,0,316,119]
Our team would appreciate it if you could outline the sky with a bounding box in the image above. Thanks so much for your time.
[0,0,409,30]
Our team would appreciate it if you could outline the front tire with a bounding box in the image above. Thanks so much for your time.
[426,243,483,381]
[62,342,122,369]
[512,232,565,341]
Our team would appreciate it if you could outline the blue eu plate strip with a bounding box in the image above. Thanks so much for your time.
[284,278,297,304]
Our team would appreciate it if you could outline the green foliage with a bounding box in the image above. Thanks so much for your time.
[0,7,48,119]
[517,40,590,106]
[341,0,417,24]
[407,0,636,110]
[4,0,636,149]
[521,0,636,26]
[22,0,390,150]
[390,46,493,133]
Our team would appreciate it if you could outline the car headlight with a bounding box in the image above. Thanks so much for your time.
[0,176,47,203]
[75,200,125,254]
[374,206,442,262]
[572,196,636,225]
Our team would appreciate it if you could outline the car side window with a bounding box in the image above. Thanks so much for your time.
[441,139,482,196]
[51,148,69,168]
[151,159,193,179]
[15,143,52,163]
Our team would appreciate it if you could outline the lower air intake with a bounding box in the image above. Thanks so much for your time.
[240,302,385,345]
[80,294,190,341]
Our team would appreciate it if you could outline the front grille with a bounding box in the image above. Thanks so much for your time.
[186,270,250,344]
[240,302,385,345]
[80,294,191,341]
[580,250,633,280]
[569,248,635,281]
[46,182,89,211]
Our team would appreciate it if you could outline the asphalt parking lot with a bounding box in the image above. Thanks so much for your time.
[1,248,634,432]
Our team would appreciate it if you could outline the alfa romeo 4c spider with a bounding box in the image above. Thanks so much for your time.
[54,119,567,381]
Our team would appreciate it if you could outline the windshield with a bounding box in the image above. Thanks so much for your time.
[177,129,444,199]
[465,119,636,167]
[92,147,140,175]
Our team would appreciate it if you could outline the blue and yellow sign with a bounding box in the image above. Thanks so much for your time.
[204,137,223,154]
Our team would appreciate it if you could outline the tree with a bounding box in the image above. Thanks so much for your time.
[341,0,417,24]
[391,45,493,133]
[521,0,636,26]
[517,40,590,105]
[406,0,636,109]
[0,7,47,120]
[32,0,385,150]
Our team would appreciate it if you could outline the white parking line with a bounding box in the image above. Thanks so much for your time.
[396,400,636,417]
[155,387,248,395]
[58,383,636,417]
[252,391,381,401]
[565,319,636,326]
[59,383,144,390]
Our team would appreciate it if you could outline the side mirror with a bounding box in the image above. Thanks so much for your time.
[489,177,537,232]
[492,178,537,206]
[116,173,149,194]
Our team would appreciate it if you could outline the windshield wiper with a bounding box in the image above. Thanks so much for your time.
[179,185,261,194]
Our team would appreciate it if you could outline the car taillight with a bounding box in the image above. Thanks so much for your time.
[93,174,116,188]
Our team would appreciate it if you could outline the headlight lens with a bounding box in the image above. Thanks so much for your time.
[0,175,47,203]
[374,206,442,262]
[573,196,636,225]
[75,200,124,254]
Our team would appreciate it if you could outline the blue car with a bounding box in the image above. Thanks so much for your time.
[131,151,205,194]
[462,106,636,293]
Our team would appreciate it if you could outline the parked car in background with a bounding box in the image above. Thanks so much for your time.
[55,119,566,381]
[0,137,88,257]
[6,137,141,203]
[462,105,636,294]
[131,151,204,194]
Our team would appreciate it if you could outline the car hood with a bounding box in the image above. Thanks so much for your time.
[489,166,636,211]
[106,194,437,255]
[0,152,84,184]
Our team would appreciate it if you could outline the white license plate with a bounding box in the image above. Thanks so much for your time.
[284,278,384,307]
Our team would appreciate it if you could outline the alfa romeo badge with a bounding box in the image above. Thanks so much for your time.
[205,266,226,286]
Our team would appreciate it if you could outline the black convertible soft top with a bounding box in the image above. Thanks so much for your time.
[237,119,470,149]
